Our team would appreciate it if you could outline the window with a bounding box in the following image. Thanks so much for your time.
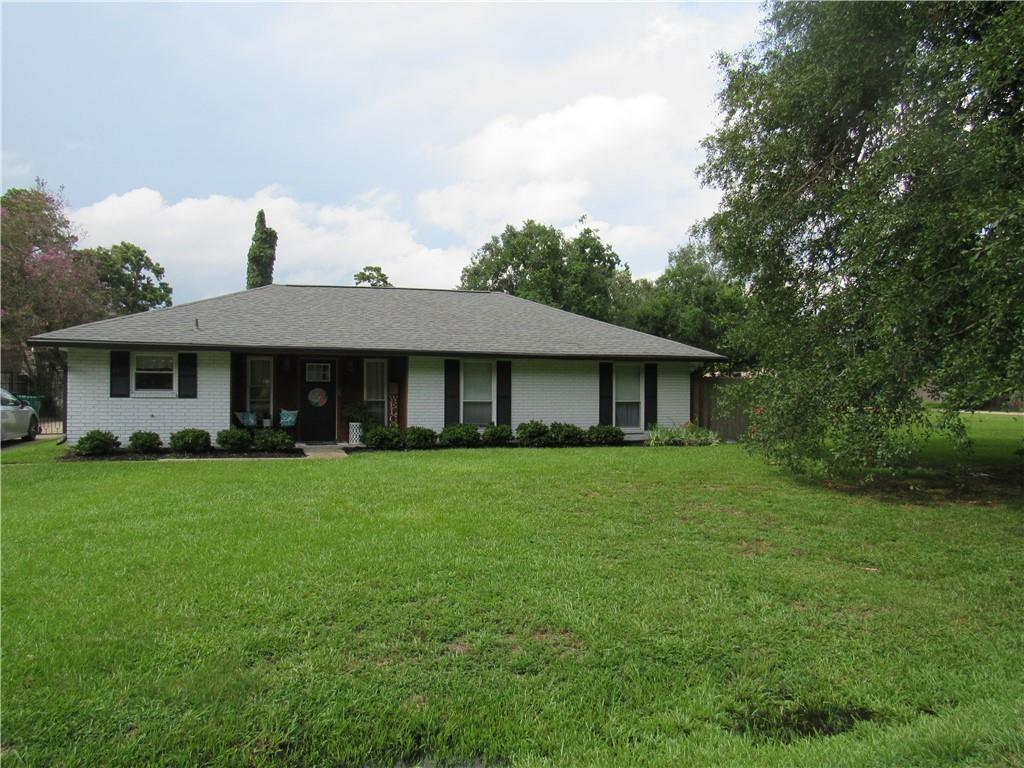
[247,356,273,420]
[364,359,387,425]
[614,364,642,429]
[134,353,175,391]
[462,360,493,426]
[305,363,330,383]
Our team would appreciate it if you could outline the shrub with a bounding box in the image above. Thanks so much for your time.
[481,423,513,447]
[404,426,437,450]
[586,424,625,446]
[75,430,120,456]
[646,422,720,447]
[516,420,550,447]
[169,428,212,454]
[127,430,162,454]
[364,425,404,451]
[438,423,482,448]
[549,422,587,446]
[216,426,253,452]
[253,429,295,452]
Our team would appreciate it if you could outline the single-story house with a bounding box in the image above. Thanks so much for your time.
[28,284,725,444]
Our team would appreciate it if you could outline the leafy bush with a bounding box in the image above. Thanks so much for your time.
[404,426,437,450]
[127,431,162,454]
[516,420,550,447]
[75,430,120,456]
[216,426,253,452]
[438,423,482,448]
[586,424,625,445]
[169,428,212,454]
[549,422,587,446]
[646,422,720,447]
[481,423,513,447]
[364,425,404,450]
[252,429,295,452]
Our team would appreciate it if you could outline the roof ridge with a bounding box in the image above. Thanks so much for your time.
[281,283,492,294]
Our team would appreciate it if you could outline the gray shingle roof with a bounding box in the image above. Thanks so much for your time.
[28,284,725,360]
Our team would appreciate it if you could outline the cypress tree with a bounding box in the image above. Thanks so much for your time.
[245,210,278,289]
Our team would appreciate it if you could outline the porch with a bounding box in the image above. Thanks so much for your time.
[231,352,408,443]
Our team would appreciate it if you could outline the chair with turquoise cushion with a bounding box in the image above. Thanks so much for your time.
[235,411,258,429]
[279,409,299,440]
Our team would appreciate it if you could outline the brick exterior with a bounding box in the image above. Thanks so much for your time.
[406,356,693,432]
[66,348,231,443]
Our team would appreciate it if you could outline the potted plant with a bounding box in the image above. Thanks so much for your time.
[342,400,379,445]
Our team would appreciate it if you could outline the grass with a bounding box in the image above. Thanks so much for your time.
[1,419,1022,767]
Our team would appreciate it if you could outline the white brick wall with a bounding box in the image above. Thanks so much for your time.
[511,359,600,428]
[656,362,694,426]
[406,356,695,431]
[406,356,445,431]
[66,348,231,443]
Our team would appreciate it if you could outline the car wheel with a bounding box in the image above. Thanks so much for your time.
[22,417,38,441]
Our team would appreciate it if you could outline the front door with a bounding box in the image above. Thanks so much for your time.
[300,360,335,442]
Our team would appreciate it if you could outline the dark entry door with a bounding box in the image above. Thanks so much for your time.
[300,360,335,441]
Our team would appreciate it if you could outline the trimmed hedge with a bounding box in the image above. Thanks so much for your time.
[253,429,295,452]
[216,426,253,452]
[549,422,587,446]
[169,428,211,454]
[404,426,437,450]
[515,420,550,447]
[75,430,120,456]
[586,424,625,446]
[439,423,482,448]
[364,425,404,451]
[127,430,162,454]
[481,423,513,447]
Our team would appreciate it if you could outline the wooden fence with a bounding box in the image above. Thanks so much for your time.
[691,375,749,443]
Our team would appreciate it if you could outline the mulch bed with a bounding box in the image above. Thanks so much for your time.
[62,448,306,461]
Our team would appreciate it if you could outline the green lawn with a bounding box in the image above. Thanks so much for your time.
[2,420,1022,767]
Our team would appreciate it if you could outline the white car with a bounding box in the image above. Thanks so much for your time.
[1,388,40,441]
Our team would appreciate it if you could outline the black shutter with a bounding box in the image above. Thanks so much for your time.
[598,362,613,425]
[178,353,198,398]
[496,360,512,426]
[443,359,460,426]
[110,351,130,397]
[644,363,658,429]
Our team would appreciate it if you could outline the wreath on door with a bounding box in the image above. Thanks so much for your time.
[307,387,328,407]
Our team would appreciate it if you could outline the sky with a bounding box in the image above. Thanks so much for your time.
[2,3,762,304]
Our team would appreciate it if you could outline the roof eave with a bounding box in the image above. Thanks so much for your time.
[28,336,726,362]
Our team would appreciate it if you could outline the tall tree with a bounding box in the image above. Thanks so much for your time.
[245,210,278,289]
[354,265,392,287]
[620,241,749,364]
[700,2,1024,474]
[77,241,173,315]
[1,181,106,392]
[460,219,621,322]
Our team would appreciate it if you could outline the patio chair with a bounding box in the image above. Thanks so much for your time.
[279,409,299,440]
[234,411,258,430]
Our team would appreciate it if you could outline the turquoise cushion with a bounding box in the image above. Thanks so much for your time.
[279,410,298,428]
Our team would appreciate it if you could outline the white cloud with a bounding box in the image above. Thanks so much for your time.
[72,187,470,302]
[2,151,33,185]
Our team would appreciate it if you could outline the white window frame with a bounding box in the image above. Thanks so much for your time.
[246,356,274,416]
[131,351,177,397]
[613,362,645,432]
[363,358,388,426]
[305,362,331,383]
[460,359,495,426]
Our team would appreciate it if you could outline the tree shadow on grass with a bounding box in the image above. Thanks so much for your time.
[815,462,1023,507]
